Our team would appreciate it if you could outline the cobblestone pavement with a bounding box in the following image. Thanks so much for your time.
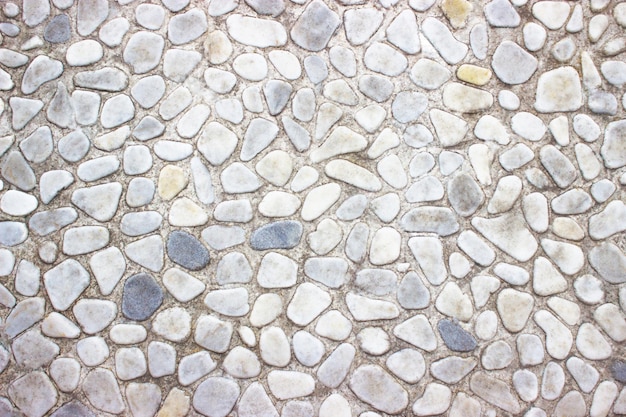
[0,0,625,416]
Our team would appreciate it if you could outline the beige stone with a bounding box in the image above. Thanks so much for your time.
[158,165,187,200]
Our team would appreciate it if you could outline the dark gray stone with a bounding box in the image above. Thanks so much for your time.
[44,15,71,43]
[438,319,477,352]
[167,230,210,271]
[290,0,340,52]
[51,402,95,417]
[250,221,303,250]
[358,75,394,103]
[612,361,626,383]
[397,272,430,309]
[122,273,163,321]
[264,80,292,116]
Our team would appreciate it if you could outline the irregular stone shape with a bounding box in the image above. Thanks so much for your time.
[430,356,477,384]
[485,0,520,27]
[220,163,261,193]
[541,238,584,275]
[122,273,163,321]
[167,231,209,271]
[601,120,626,168]
[12,329,59,369]
[50,402,95,417]
[168,8,207,45]
[448,173,484,216]
[534,309,573,359]
[194,315,233,353]
[44,260,90,311]
[71,182,123,222]
[588,242,626,284]
[317,343,355,388]
[535,66,582,112]
[22,55,63,94]
[2,150,36,191]
[438,319,477,352]
[482,340,513,370]
[347,292,399,321]
[287,283,331,326]
[497,289,534,332]
[192,377,239,417]
[364,42,407,76]
[5,297,45,338]
[74,68,128,92]
[123,31,164,74]
[304,257,348,288]
[8,371,58,417]
[387,10,421,54]
[227,14,287,48]
[290,0,340,51]
[413,383,452,416]
[594,303,626,342]
[349,365,409,414]
[10,97,44,131]
[492,40,538,84]
[470,372,522,414]
[443,83,493,113]
[401,206,459,236]
[421,17,468,64]
[203,287,249,317]
[472,213,538,262]
[257,252,297,289]
[125,235,164,272]
[311,126,367,163]
[407,236,446,285]
[358,74,394,102]
[397,272,430,310]
[576,323,612,360]
[393,315,437,351]
[62,226,108,255]
[250,221,303,250]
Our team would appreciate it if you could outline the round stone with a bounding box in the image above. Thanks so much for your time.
[122,273,163,321]
[166,230,210,271]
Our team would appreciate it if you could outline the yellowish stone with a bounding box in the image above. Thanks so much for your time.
[156,388,190,417]
[169,197,209,227]
[441,0,473,29]
[457,64,493,86]
[158,165,188,200]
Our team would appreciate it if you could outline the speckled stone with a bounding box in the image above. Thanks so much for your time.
[438,319,477,352]
[122,273,163,321]
[166,231,210,271]
[250,221,303,250]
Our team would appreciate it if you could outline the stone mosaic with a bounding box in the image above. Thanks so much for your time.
[0,0,625,416]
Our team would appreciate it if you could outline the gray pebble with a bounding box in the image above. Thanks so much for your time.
[250,221,303,250]
[167,231,210,271]
[122,273,163,321]
[438,319,477,352]
[44,15,71,43]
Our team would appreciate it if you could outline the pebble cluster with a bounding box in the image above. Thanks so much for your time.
[0,0,625,416]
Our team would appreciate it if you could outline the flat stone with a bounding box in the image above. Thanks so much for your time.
[163,49,201,83]
[202,226,246,251]
[407,236,446,285]
[589,242,626,284]
[166,231,209,271]
[62,226,109,256]
[194,315,233,353]
[76,0,108,35]
[153,307,191,342]
[492,41,538,84]
[534,309,573,359]
[44,14,70,43]
[358,75,394,102]
[287,283,331,326]
[470,372,522,414]
[8,372,58,417]
[447,173,484,216]
[122,273,163,321]
[250,221,303,250]
[472,213,537,262]
[438,319,477,352]
[430,356,477,384]
[443,83,493,113]
[257,252,297,288]
[393,315,437,351]
[485,0,520,27]
[168,8,207,44]
[413,383,452,416]
[533,1,570,29]
[401,206,460,237]
[410,59,451,89]
[221,163,261,193]
[307,219,343,255]
[193,378,238,416]
[5,297,45,338]
[497,288,534,332]
[594,303,626,342]
[317,343,355,388]
[240,118,279,161]
[78,338,110,367]
[227,14,287,48]
[101,94,135,128]
[163,268,205,303]
[268,371,315,399]
[99,17,130,47]
[290,0,339,51]
[204,287,249,317]
[542,361,565,400]
[22,55,63,94]
[576,322,611,360]
[364,42,407,76]
[349,365,409,414]
[535,66,583,112]
[293,331,325,367]
[83,369,124,414]
[71,182,122,222]
[430,109,469,147]
[422,17,468,64]
[601,120,626,168]
[74,67,128,92]
[123,31,164,75]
